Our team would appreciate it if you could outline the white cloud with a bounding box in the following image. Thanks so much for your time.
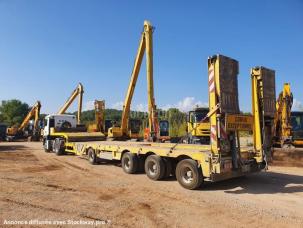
[86,97,207,113]
[83,100,95,111]
[110,102,147,112]
[161,97,207,112]
[134,103,148,112]
[292,98,303,111]
[111,101,124,110]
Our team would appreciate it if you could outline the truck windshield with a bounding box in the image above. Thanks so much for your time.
[193,111,208,123]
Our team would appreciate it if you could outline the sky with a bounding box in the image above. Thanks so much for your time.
[0,0,302,114]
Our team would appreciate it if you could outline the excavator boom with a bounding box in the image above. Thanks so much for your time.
[58,83,84,124]
[120,29,146,134]
[119,20,159,139]
[273,83,293,147]
[18,101,41,133]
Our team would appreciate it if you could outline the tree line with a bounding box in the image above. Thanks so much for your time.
[0,99,188,137]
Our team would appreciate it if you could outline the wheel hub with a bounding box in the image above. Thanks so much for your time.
[148,161,157,175]
[182,167,193,183]
[125,158,130,169]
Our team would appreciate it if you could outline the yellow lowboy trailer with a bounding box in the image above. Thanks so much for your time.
[43,54,275,190]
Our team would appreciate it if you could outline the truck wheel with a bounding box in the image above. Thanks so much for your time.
[121,152,138,174]
[145,155,165,180]
[176,159,203,190]
[88,148,97,165]
[43,139,51,152]
[163,158,172,178]
[53,138,65,156]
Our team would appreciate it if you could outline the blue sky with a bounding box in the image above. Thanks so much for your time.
[0,0,302,114]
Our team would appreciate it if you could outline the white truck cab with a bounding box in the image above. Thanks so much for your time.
[43,114,77,137]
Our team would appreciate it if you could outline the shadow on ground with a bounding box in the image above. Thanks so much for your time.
[201,171,303,194]
[0,145,29,152]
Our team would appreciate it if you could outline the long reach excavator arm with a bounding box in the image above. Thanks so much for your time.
[58,83,84,125]
[18,101,41,133]
[110,20,159,140]
[6,100,42,141]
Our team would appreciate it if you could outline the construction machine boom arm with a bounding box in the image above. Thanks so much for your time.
[120,20,159,137]
[18,101,41,133]
[273,83,293,145]
[58,83,84,124]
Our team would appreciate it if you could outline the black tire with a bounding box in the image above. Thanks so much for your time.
[163,158,173,178]
[43,139,51,152]
[144,155,166,180]
[53,138,65,156]
[88,148,97,165]
[176,159,203,190]
[121,152,138,174]
[171,160,177,177]
[137,155,145,173]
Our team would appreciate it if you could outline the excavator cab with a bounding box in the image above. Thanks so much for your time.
[291,111,303,146]
[159,120,169,136]
[159,120,170,142]
[129,119,142,139]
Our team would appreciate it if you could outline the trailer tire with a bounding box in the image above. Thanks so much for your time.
[53,138,65,156]
[121,152,138,174]
[176,159,203,190]
[88,148,97,165]
[163,158,173,178]
[137,156,145,173]
[145,155,165,180]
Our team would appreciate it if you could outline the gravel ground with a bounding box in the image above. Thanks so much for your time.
[0,142,303,228]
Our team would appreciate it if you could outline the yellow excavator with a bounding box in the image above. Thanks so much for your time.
[274,83,303,148]
[57,83,84,125]
[108,20,160,141]
[273,83,293,148]
[6,101,41,141]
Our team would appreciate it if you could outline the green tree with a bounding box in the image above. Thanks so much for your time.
[0,100,29,126]
[167,108,187,137]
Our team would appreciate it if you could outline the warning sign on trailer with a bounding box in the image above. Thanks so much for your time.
[225,114,253,131]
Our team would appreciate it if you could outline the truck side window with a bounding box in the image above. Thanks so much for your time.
[49,118,55,128]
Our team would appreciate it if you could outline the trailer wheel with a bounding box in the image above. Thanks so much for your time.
[163,158,173,178]
[176,159,203,190]
[145,155,165,180]
[53,138,65,156]
[137,155,145,173]
[88,148,97,165]
[121,152,138,174]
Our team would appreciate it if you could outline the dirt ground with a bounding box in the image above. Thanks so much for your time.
[0,142,303,228]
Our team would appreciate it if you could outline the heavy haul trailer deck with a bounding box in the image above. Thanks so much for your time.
[43,54,276,190]
[65,140,260,182]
